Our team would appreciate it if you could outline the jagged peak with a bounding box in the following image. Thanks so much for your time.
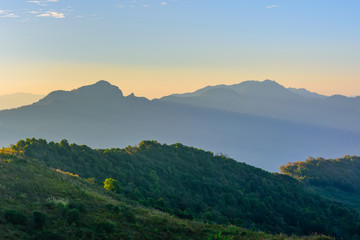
[93,80,113,86]
[75,80,123,96]
[37,80,124,105]
[224,79,301,99]
[263,79,281,84]
[233,79,283,88]
[160,80,293,100]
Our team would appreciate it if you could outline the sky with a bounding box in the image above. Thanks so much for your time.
[0,0,359,99]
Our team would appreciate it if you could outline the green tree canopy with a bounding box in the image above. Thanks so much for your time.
[104,178,121,193]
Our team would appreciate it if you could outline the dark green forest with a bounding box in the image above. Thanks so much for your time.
[0,146,278,240]
[281,156,360,211]
[6,138,360,239]
[0,140,334,240]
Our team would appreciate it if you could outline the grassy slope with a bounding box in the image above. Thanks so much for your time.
[0,147,331,240]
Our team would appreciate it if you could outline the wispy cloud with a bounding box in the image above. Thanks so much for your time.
[266,5,279,9]
[0,10,19,18]
[116,2,151,9]
[37,11,65,18]
[161,2,168,6]
[27,10,40,14]
[28,1,41,4]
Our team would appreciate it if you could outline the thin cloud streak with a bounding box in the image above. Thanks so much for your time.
[37,11,65,18]
[266,5,279,9]
[0,10,19,18]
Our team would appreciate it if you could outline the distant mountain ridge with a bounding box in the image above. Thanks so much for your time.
[0,80,360,172]
[36,80,149,107]
[288,87,327,99]
[166,80,301,99]
[159,80,360,132]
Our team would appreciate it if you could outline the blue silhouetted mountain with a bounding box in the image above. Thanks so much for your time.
[1,80,360,172]
[159,80,360,131]
[165,80,299,99]
[288,87,327,99]
[36,80,126,106]
[326,94,360,105]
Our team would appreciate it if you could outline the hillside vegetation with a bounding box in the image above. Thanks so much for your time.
[8,138,360,239]
[0,143,332,240]
[281,156,360,210]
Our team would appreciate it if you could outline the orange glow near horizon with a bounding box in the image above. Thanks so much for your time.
[1,62,359,99]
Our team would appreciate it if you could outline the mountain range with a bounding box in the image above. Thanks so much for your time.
[160,80,360,131]
[0,80,359,172]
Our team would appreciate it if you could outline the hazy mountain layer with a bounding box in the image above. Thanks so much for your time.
[0,80,360,171]
[159,80,360,132]
[288,88,327,99]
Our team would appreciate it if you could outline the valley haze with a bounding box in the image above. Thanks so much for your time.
[1,80,359,172]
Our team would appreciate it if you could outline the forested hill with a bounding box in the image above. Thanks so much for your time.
[281,156,360,192]
[10,138,360,239]
[2,143,318,240]
[281,156,360,210]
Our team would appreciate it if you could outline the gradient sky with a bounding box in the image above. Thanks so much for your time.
[1,0,359,98]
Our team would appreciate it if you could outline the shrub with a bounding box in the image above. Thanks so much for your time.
[32,211,46,229]
[68,202,87,213]
[45,198,69,209]
[4,210,27,225]
[104,178,121,193]
[121,206,136,222]
[36,231,64,240]
[208,232,234,240]
[96,220,117,233]
[66,209,81,225]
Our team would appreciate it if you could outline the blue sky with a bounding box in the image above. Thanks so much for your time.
[0,0,359,98]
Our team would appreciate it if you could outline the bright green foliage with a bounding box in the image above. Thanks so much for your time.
[281,156,360,192]
[7,138,360,239]
[104,178,121,193]
[208,232,234,240]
